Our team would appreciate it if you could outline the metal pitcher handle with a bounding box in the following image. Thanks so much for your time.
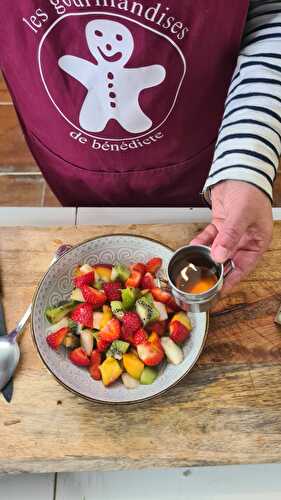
[223,259,235,280]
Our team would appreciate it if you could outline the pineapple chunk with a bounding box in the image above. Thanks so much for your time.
[71,288,85,302]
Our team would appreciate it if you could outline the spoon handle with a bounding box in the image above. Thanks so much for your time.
[7,244,73,343]
[8,305,32,342]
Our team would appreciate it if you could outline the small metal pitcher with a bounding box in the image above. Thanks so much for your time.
[166,245,235,313]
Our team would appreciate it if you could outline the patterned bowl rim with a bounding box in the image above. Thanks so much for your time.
[31,233,209,405]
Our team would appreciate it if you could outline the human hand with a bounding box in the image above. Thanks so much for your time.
[191,180,273,293]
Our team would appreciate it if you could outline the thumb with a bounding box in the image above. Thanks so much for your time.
[211,212,249,263]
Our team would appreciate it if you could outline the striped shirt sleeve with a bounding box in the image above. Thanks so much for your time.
[203,0,281,203]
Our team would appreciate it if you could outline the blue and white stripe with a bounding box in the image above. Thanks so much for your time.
[204,0,281,202]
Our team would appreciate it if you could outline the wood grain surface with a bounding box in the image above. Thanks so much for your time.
[0,223,281,474]
[0,176,45,207]
[0,73,10,103]
[0,105,36,168]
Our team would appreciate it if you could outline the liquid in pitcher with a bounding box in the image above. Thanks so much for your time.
[175,263,218,294]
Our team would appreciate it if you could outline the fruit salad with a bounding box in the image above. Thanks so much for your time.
[45,258,192,389]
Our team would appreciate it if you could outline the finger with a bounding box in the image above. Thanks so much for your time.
[221,247,261,294]
[211,212,250,263]
[190,224,218,247]
[220,267,245,295]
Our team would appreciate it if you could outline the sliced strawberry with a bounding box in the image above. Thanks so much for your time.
[125,270,142,288]
[81,285,107,308]
[169,320,190,344]
[89,365,101,380]
[145,258,162,275]
[70,303,93,328]
[89,350,102,380]
[141,272,155,290]
[99,318,121,342]
[74,271,95,288]
[46,327,69,350]
[137,339,164,366]
[131,262,146,275]
[69,347,90,367]
[122,312,142,338]
[102,281,122,301]
[151,288,180,312]
[166,305,175,314]
[151,288,172,304]
[96,337,111,353]
[147,320,167,336]
[121,325,134,344]
[90,350,102,366]
[133,328,148,345]
[167,296,181,312]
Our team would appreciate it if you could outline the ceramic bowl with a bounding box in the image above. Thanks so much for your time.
[31,235,208,404]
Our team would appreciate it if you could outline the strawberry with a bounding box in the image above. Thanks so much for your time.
[147,320,167,336]
[133,328,148,345]
[89,350,102,380]
[150,288,180,312]
[167,297,181,312]
[91,350,102,365]
[46,327,69,350]
[169,320,190,344]
[141,272,155,290]
[69,347,90,367]
[131,262,146,275]
[125,270,142,288]
[151,288,172,304]
[71,303,93,328]
[74,271,95,288]
[99,318,121,342]
[145,258,162,275]
[170,312,192,330]
[137,337,164,366]
[96,337,111,352]
[122,312,142,338]
[89,365,101,380]
[102,281,122,301]
[81,285,107,308]
[121,325,134,344]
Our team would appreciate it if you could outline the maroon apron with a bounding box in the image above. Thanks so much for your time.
[0,1,249,207]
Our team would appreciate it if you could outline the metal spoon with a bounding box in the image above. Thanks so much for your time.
[0,244,73,391]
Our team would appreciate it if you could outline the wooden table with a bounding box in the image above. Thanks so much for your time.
[1,221,281,475]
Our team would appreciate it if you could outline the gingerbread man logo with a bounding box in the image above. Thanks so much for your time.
[58,19,166,134]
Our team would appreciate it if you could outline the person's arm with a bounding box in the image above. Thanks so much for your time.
[193,1,281,291]
[204,0,281,202]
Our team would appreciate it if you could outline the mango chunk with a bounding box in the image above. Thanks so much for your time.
[99,357,122,387]
[123,352,144,380]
